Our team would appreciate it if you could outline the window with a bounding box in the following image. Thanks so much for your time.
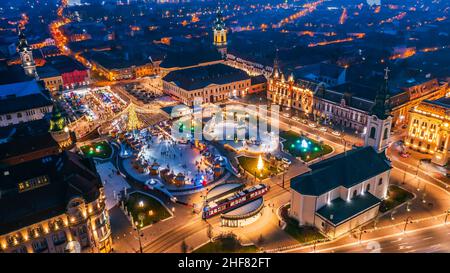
[378,178,383,185]
[32,239,48,252]
[17,112,22,118]
[366,184,371,192]
[18,175,50,193]
[383,128,389,140]
[352,190,357,198]
[369,127,376,139]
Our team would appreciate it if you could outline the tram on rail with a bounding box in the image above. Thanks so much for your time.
[202,184,268,219]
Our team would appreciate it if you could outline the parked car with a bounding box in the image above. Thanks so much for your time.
[308,122,317,128]
[319,127,327,132]
[292,116,300,121]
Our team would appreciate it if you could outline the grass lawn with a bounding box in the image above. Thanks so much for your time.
[125,192,171,227]
[380,185,414,213]
[281,205,326,243]
[237,156,281,180]
[280,131,332,162]
[80,141,112,159]
[194,235,258,253]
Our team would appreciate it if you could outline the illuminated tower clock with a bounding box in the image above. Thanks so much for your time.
[17,27,37,78]
[213,6,227,57]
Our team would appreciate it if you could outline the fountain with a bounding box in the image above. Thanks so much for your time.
[301,139,309,149]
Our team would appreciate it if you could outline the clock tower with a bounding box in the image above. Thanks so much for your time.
[17,27,37,78]
[213,6,227,57]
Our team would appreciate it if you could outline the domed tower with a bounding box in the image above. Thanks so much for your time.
[213,6,227,57]
[49,104,72,148]
[17,27,37,78]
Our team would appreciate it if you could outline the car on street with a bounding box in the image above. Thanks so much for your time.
[308,122,317,128]
[282,157,292,166]
[331,130,341,136]
[400,152,410,158]
[319,126,327,132]
[292,116,300,121]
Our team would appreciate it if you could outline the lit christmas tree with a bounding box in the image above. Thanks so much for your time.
[127,104,142,132]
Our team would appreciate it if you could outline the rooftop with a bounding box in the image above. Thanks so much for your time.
[162,63,250,91]
[0,93,52,115]
[0,79,46,99]
[423,97,450,109]
[0,151,102,235]
[295,62,346,81]
[316,192,381,226]
[85,50,155,70]
[45,56,87,74]
[250,75,267,85]
[159,48,223,69]
[36,64,61,78]
[0,118,59,163]
[0,64,33,85]
[290,147,391,196]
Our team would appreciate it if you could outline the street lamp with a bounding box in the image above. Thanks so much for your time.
[358,227,366,244]
[415,161,422,191]
[134,222,144,253]
[403,216,413,233]
[255,154,264,183]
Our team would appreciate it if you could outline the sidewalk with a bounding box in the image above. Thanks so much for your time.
[265,164,450,253]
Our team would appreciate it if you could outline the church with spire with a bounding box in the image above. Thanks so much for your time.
[364,67,393,154]
[212,5,227,57]
[17,27,37,78]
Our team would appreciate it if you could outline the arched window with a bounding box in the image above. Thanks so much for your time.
[378,178,383,185]
[369,127,376,139]
[352,190,357,198]
[383,128,389,140]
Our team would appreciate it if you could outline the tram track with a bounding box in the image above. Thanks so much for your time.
[142,182,290,253]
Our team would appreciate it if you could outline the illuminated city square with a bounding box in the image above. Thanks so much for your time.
[0,0,449,261]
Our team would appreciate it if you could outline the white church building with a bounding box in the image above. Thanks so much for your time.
[289,68,393,239]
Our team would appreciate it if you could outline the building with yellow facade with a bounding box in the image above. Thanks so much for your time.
[162,63,250,105]
[405,97,450,166]
[213,7,227,57]
[0,118,112,253]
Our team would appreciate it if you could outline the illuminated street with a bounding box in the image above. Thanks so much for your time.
[0,0,448,258]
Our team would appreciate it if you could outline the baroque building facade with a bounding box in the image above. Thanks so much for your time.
[267,58,314,115]
[267,59,448,136]
[405,97,450,166]
[0,116,112,253]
